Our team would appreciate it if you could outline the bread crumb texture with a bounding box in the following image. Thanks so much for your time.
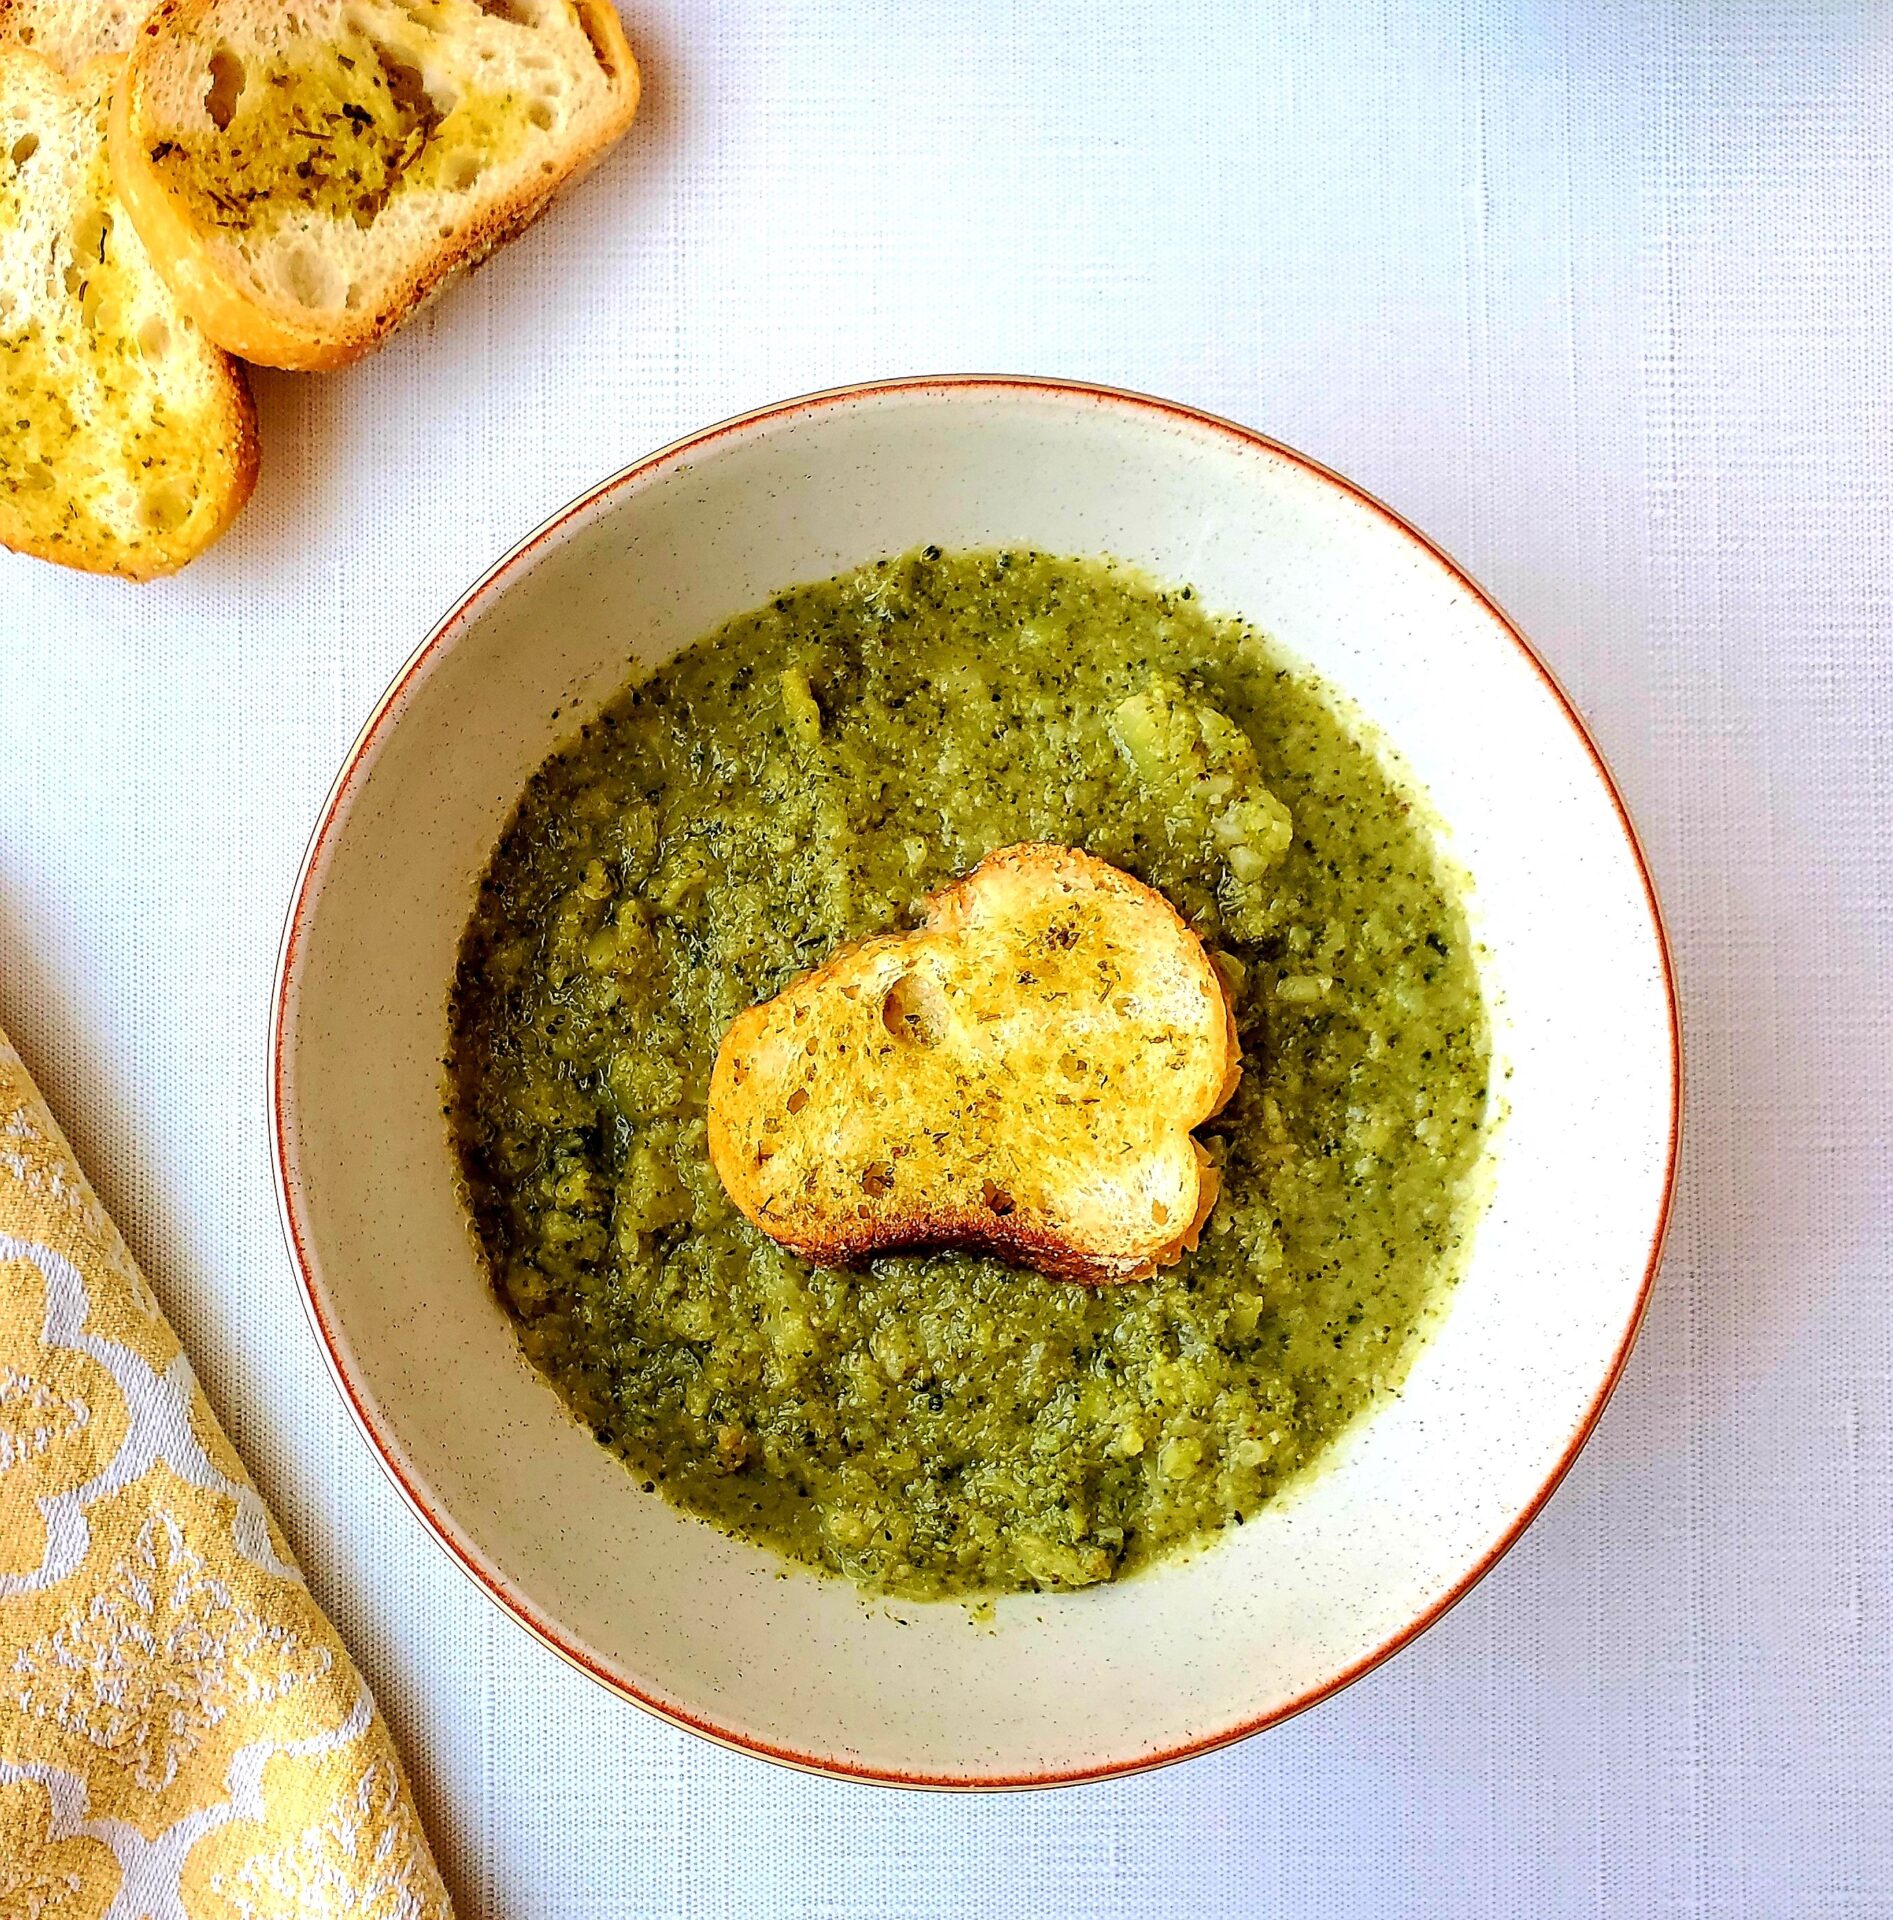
[0,50,253,578]
[708,844,1246,1285]
[0,0,143,71]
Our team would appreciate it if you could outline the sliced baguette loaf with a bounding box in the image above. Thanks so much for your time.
[0,48,256,578]
[0,0,144,70]
[707,845,1243,1286]
[109,0,640,370]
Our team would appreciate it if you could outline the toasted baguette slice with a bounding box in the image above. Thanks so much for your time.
[0,50,256,578]
[708,845,1242,1286]
[108,0,640,370]
[0,0,144,69]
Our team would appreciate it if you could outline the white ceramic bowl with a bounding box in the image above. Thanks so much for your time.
[273,377,1679,1787]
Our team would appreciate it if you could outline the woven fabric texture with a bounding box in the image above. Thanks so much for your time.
[0,1025,453,1918]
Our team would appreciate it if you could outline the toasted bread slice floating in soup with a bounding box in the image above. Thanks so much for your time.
[708,843,1242,1284]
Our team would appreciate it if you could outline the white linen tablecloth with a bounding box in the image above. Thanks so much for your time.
[2,3,1887,1912]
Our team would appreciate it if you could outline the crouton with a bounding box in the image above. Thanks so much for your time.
[706,844,1241,1284]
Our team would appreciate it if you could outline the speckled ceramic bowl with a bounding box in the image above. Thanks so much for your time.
[272,377,1679,1787]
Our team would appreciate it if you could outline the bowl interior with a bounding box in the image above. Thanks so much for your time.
[276,381,1675,1784]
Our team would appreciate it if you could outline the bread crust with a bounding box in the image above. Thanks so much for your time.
[707,844,1242,1286]
[108,0,641,370]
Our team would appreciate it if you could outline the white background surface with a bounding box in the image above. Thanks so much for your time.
[2,2,1887,1913]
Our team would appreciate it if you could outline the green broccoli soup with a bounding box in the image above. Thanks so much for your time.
[448,549,1490,1600]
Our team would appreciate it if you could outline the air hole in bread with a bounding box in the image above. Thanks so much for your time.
[574,4,620,77]
[527,100,555,130]
[65,210,112,297]
[441,150,483,191]
[137,317,172,361]
[344,280,364,309]
[882,972,946,1045]
[785,1087,810,1115]
[284,245,342,308]
[476,0,541,21]
[205,45,245,131]
[143,480,191,532]
[80,284,120,336]
[9,133,39,165]
[367,37,445,139]
[1151,1199,1171,1225]
[980,1181,1016,1218]
[861,1165,893,1198]
[73,208,113,262]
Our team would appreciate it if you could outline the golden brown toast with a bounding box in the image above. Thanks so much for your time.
[108,0,640,370]
[0,47,256,578]
[707,844,1242,1285]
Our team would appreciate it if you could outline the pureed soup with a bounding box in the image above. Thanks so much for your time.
[448,549,1490,1600]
